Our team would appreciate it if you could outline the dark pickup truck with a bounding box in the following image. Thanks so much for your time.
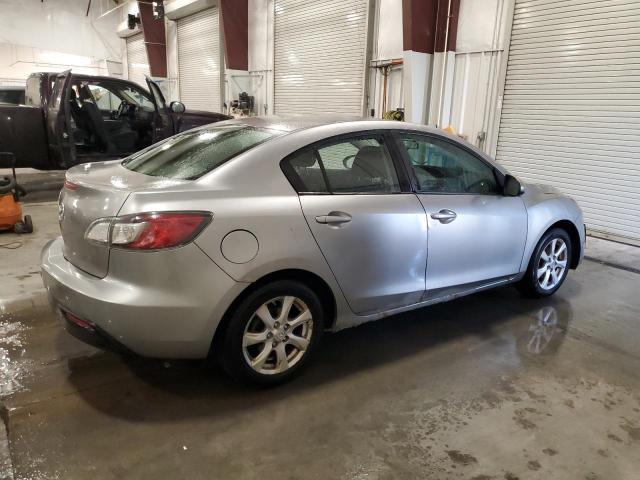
[0,70,230,169]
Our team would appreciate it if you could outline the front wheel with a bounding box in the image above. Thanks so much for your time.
[518,228,572,298]
[219,280,324,386]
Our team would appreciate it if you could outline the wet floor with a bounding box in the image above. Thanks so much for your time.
[0,258,639,479]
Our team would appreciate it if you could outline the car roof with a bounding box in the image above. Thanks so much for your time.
[219,114,450,136]
[220,114,367,132]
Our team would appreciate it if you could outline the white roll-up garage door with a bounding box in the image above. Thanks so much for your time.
[274,0,370,115]
[177,7,222,112]
[496,0,640,244]
[126,33,150,88]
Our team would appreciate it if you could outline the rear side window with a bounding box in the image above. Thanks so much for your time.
[122,125,280,180]
[282,136,401,194]
[0,89,24,105]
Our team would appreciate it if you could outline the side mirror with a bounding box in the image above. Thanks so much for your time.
[170,101,185,114]
[504,174,523,196]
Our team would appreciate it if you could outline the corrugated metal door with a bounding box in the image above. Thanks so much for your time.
[274,0,370,115]
[126,33,150,88]
[496,0,640,244]
[177,7,222,112]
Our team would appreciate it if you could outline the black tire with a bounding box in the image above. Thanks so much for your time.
[23,215,33,234]
[517,228,572,298]
[219,280,324,387]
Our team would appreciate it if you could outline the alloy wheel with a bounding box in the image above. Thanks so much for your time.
[536,238,568,290]
[242,296,314,375]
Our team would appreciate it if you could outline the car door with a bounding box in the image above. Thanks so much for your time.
[46,70,76,168]
[394,132,527,294]
[145,77,174,141]
[282,133,428,315]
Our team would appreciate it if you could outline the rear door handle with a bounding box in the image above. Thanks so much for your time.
[315,212,352,225]
[430,209,457,224]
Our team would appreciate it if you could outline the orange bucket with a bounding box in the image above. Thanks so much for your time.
[0,194,22,231]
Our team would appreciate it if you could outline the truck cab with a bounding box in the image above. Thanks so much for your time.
[0,71,230,170]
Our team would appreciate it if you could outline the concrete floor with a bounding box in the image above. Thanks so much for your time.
[1,203,639,480]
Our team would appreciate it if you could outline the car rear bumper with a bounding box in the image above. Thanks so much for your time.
[41,236,247,358]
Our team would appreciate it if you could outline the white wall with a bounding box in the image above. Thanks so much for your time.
[367,0,513,142]
[448,0,513,154]
[369,0,404,118]
[0,0,124,84]
[245,0,273,116]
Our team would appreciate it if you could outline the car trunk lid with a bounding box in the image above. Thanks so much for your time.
[59,161,182,278]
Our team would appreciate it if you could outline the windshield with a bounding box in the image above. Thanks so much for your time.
[122,125,281,180]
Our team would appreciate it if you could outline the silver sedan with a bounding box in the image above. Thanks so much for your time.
[41,116,585,385]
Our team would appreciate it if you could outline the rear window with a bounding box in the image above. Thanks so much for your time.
[122,125,280,180]
[0,89,25,105]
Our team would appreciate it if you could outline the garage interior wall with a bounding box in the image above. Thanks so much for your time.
[126,32,151,88]
[0,0,123,84]
[448,0,510,154]
[495,0,640,245]
[273,0,371,115]
[177,7,223,112]
[368,0,404,118]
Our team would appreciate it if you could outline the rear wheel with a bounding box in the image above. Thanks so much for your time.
[518,228,572,298]
[219,280,324,386]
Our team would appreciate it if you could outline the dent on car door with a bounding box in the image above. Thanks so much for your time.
[282,134,428,315]
[46,70,76,168]
[394,133,528,295]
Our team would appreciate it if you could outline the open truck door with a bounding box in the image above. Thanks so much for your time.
[146,77,175,142]
[47,70,76,168]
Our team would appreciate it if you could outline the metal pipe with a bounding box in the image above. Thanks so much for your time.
[437,0,453,127]
[370,59,403,117]
[479,0,505,150]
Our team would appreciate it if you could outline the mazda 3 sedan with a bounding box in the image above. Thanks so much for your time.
[41,116,585,385]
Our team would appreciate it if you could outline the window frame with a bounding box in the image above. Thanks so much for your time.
[280,130,413,195]
[391,130,505,196]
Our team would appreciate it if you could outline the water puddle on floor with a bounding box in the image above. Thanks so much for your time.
[0,314,33,398]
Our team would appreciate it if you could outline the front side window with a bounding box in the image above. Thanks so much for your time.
[282,136,401,194]
[122,125,280,180]
[398,134,498,195]
[118,85,155,111]
[86,84,121,111]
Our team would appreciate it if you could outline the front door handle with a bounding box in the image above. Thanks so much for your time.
[315,212,352,225]
[430,209,457,224]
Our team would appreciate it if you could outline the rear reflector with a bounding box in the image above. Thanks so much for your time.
[62,310,95,331]
[63,180,78,191]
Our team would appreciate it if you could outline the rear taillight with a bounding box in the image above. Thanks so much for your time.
[84,212,212,250]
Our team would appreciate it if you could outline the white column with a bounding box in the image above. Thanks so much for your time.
[427,50,456,127]
[402,50,431,124]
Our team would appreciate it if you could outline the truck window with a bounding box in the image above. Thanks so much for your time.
[119,86,155,111]
[51,77,66,109]
[25,77,41,107]
[87,85,120,111]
